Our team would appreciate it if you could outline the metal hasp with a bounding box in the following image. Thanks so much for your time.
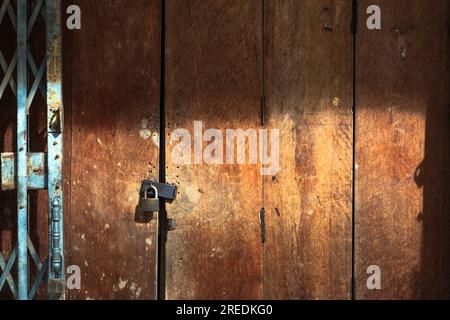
[139,180,177,203]
[0,0,65,300]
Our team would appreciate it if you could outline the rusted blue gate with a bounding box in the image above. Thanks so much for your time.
[0,0,64,300]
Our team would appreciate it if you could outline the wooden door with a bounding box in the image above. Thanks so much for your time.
[67,0,161,300]
[164,0,354,300]
[2,0,449,301]
[355,0,450,299]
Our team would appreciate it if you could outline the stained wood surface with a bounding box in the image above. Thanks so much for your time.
[355,0,450,299]
[69,0,161,300]
[164,0,264,300]
[263,0,353,299]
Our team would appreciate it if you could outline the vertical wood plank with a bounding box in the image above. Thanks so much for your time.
[356,0,450,299]
[70,0,161,300]
[165,0,263,300]
[263,0,354,300]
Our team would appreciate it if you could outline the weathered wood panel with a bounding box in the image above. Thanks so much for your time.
[263,0,353,299]
[165,0,263,300]
[356,0,450,299]
[69,0,161,300]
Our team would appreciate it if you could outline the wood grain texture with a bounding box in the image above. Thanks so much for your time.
[70,0,161,300]
[165,0,263,300]
[263,0,353,299]
[356,0,450,299]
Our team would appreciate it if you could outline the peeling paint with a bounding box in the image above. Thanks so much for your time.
[130,282,142,298]
[332,97,340,107]
[152,132,160,147]
[140,129,152,140]
[118,278,128,290]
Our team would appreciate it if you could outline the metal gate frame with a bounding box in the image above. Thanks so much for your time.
[0,0,65,300]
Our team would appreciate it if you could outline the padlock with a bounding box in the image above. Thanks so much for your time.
[135,185,159,223]
[141,185,160,212]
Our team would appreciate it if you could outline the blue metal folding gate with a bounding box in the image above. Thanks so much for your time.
[0,0,64,300]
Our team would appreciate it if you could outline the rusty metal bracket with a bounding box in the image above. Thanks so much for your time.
[1,152,48,190]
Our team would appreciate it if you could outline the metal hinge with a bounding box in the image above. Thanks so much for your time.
[260,207,266,244]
